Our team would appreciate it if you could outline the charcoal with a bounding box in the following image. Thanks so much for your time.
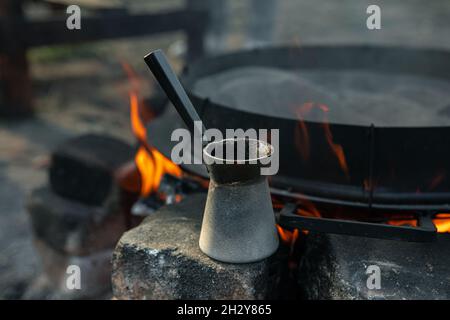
[112,194,279,300]
[193,67,450,127]
[298,232,450,300]
[49,134,135,206]
[27,186,127,255]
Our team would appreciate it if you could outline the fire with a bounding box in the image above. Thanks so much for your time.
[316,103,349,178]
[322,120,349,178]
[129,92,182,196]
[294,102,349,178]
[294,102,313,161]
[123,62,182,196]
[386,213,450,233]
[387,219,418,227]
[275,197,319,248]
[276,225,299,251]
[130,92,147,144]
[433,214,450,233]
[296,198,321,218]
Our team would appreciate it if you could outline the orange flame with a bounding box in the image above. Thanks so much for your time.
[386,213,450,233]
[135,146,154,195]
[123,62,182,197]
[294,102,349,177]
[130,92,147,145]
[294,102,313,161]
[318,104,349,178]
[387,219,418,227]
[275,199,320,254]
[297,198,321,218]
[129,92,182,196]
[433,214,450,233]
[276,225,299,249]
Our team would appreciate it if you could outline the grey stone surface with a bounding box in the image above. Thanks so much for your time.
[49,133,135,206]
[298,232,450,300]
[112,194,277,300]
[23,239,112,300]
[27,186,127,256]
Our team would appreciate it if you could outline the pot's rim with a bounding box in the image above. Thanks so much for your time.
[203,138,273,164]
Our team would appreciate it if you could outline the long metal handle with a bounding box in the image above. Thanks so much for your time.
[144,49,206,135]
[278,203,437,242]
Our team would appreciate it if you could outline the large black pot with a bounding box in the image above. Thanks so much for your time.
[147,45,450,211]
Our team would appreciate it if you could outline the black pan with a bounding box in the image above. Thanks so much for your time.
[147,45,450,211]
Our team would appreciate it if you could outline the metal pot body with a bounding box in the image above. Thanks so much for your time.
[199,139,279,263]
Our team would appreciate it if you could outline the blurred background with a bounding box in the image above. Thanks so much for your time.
[1,0,450,299]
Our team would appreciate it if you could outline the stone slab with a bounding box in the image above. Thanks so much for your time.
[298,232,450,300]
[112,194,279,300]
[23,239,112,300]
[49,134,134,206]
[27,186,127,255]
